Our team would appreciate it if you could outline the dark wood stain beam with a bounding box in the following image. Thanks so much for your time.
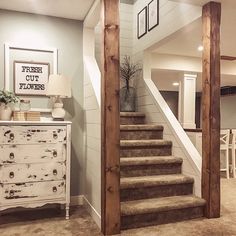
[101,0,121,235]
[202,1,221,218]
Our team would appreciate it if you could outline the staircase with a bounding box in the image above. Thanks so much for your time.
[120,112,205,230]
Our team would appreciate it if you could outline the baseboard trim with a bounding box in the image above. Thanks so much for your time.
[83,196,101,229]
[70,195,101,229]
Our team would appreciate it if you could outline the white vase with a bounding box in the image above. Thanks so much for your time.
[0,103,12,121]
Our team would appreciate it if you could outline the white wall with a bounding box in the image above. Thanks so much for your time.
[83,1,102,227]
[95,2,133,68]
[133,0,201,54]
[0,10,84,197]
[120,3,133,59]
[221,95,236,129]
[83,65,101,226]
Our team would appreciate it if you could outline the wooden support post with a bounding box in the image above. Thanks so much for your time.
[101,0,120,235]
[202,1,221,218]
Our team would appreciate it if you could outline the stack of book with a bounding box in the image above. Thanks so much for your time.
[13,111,26,121]
[13,111,41,121]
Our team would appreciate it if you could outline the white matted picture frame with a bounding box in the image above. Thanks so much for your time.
[4,43,58,112]
[148,0,159,31]
[137,6,147,39]
[14,61,50,96]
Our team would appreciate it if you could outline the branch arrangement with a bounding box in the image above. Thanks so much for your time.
[120,56,141,90]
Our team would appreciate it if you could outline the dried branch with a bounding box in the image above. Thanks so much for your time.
[120,55,141,89]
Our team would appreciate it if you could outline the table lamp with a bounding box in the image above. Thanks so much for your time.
[46,74,71,120]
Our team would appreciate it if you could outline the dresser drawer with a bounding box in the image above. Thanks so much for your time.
[0,126,67,144]
[0,144,65,164]
[0,162,66,184]
[0,180,66,204]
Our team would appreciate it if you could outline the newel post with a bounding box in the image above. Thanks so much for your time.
[202,1,221,218]
[101,0,121,235]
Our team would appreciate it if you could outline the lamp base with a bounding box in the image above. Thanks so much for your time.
[51,97,66,120]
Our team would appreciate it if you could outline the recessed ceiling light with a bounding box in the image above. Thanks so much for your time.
[173,82,179,86]
[198,45,204,51]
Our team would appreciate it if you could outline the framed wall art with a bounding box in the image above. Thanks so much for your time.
[148,0,159,31]
[137,6,147,39]
[14,61,50,96]
[4,43,58,112]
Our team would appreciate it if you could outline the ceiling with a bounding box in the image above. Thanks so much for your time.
[170,0,217,6]
[152,0,236,91]
[154,0,236,57]
[0,0,95,20]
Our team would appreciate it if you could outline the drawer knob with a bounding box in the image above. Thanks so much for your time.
[9,172,15,178]
[53,186,57,192]
[9,190,14,197]
[9,133,14,140]
[53,133,58,139]
[9,152,15,160]
[53,169,58,175]
[53,151,57,157]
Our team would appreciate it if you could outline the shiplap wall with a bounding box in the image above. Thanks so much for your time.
[95,3,133,68]
[83,67,101,226]
[120,3,133,59]
[83,26,101,227]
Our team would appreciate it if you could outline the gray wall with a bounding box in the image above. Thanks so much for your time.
[0,10,84,196]
[221,95,236,129]
[160,91,179,118]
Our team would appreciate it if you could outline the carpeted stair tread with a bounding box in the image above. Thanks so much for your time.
[120,156,183,166]
[120,139,172,147]
[120,124,163,131]
[120,112,145,117]
[121,195,206,216]
[120,174,194,189]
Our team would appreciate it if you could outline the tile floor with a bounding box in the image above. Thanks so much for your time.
[1,178,236,236]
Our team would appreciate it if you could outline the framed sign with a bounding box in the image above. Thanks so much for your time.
[148,0,159,31]
[14,61,50,96]
[137,7,147,39]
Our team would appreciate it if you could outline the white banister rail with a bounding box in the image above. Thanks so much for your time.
[143,78,202,196]
[145,78,201,173]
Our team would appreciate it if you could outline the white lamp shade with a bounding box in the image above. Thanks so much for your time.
[46,74,71,98]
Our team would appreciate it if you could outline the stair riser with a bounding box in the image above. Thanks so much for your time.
[120,130,163,140]
[120,146,172,157]
[121,206,204,230]
[120,117,145,125]
[120,163,182,177]
[121,183,193,201]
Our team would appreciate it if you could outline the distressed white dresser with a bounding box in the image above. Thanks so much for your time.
[0,121,71,219]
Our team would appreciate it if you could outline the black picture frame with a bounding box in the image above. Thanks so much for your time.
[137,6,147,39]
[148,0,159,31]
